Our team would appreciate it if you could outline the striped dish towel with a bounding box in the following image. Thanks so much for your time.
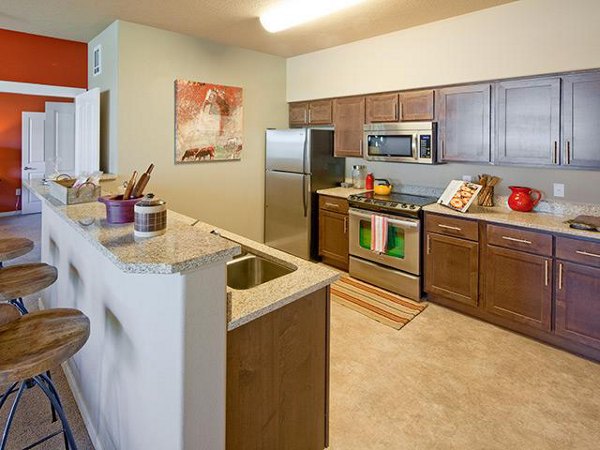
[370,215,388,254]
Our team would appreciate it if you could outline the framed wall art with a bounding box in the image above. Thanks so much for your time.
[175,80,243,163]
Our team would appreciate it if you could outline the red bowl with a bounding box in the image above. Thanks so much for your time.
[98,195,143,224]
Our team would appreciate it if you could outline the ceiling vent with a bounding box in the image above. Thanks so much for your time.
[92,45,102,77]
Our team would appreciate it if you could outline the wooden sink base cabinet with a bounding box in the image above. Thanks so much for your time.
[227,287,330,450]
[424,212,600,362]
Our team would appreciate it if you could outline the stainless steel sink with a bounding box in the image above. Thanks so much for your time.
[227,251,296,290]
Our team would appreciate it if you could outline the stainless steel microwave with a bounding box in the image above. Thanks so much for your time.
[363,122,438,164]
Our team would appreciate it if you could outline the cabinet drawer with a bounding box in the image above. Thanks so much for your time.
[556,236,600,268]
[486,224,552,256]
[319,195,349,214]
[425,213,478,241]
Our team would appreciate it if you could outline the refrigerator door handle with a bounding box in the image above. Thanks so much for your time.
[302,174,308,217]
[303,130,309,174]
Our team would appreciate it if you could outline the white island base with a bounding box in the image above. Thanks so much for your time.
[41,203,231,450]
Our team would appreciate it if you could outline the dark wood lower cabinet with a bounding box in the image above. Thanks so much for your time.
[425,232,479,307]
[484,245,552,331]
[319,209,349,271]
[227,288,329,450]
[555,261,600,350]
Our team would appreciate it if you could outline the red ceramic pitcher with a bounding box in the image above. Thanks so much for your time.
[507,186,542,212]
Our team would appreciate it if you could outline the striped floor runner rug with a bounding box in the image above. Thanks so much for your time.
[331,276,427,330]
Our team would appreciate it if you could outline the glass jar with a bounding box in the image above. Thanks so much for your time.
[352,165,367,188]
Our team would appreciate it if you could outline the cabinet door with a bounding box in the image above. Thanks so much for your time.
[365,93,398,123]
[555,261,600,350]
[563,72,600,168]
[399,89,434,121]
[495,78,561,166]
[333,97,365,157]
[425,233,479,307]
[319,210,349,270]
[309,100,333,125]
[289,102,308,126]
[484,245,552,331]
[437,84,491,162]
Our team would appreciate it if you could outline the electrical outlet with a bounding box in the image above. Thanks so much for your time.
[553,183,565,198]
[15,188,21,196]
[462,175,474,182]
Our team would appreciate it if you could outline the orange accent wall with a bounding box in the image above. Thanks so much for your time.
[0,29,87,213]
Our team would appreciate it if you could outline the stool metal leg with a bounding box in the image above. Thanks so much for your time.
[0,383,18,412]
[9,298,28,315]
[33,376,78,450]
[0,382,26,450]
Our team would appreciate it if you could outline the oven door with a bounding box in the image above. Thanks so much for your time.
[363,131,417,162]
[349,208,421,275]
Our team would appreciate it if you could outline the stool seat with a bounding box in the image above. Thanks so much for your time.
[0,263,57,301]
[0,308,89,385]
[0,238,34,262]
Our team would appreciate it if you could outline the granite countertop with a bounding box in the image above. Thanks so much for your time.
[26,180,339,330]
[25,180,241,274]
[317,187,371,198]
[189,220,339,330]
[424,203,600,242]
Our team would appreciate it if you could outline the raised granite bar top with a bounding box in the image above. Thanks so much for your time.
[316,187,371,199]
[25,180,241,274]
[26,179,339,329]
[424,202,600,242]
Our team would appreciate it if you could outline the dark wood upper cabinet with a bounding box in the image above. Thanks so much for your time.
[484,245,552,331]
[495,77,561,166]
[333,97,365,157]
[437,84,491,162]
[309,100,333,125]
[562,72,600,168]
[425,232,479,307]
[289,102,308,126]
[365,93,398,123]
[555,260,600,350]
[399,89,434,121]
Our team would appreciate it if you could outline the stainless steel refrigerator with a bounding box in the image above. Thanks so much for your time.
[265,128,344,260]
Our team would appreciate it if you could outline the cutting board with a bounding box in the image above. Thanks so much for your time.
[568,215,600,231]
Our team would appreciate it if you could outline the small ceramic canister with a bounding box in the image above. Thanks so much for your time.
[134,193,167,238]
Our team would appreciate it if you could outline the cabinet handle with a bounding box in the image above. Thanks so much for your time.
[308,108,312,123]
[566,141,571,164]
[501,236,532,245]
[343,216,348,234]
[360,139,363,155]
[553,141,558,164]
[544,260,549,287]
[558,263,563,290]
[303,108,307,123]
[576,250,600,259]
[438,224,461,231]
[441,140,446,159]
[324,202,339,209]
[427,235,431,254]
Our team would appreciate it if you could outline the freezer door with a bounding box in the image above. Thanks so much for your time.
[266,129,307,173]
[265,171,311,260]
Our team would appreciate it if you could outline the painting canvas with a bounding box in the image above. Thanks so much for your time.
[175,80,243,162]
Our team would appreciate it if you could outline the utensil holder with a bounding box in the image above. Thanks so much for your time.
[98,195,143,224]
[478,186,495,207]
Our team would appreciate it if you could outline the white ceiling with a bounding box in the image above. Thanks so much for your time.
[0,0,516,57]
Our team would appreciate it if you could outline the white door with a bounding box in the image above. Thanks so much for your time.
[45,102,76,176]
[75,88,100,175]
[21,112,46,214]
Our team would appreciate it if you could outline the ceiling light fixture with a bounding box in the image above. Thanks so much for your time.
[260,0,366,33]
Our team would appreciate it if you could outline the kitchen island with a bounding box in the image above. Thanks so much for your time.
[25,180,338,450]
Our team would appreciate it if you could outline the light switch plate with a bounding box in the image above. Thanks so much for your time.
[553,183,565,198]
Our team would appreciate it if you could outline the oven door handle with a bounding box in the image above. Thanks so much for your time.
[349,209,419,228]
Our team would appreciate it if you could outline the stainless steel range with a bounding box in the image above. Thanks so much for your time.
[347,192,437,300]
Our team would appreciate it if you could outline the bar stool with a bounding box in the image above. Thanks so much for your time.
[0,238,34,268]
[0,306,90,450]
[0,263,58,315]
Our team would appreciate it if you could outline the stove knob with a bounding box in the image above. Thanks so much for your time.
[401,203,408,209]
[409,205,416,209]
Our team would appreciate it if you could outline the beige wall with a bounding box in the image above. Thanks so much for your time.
[88,21,119,174]
[287,0,600,204]
[116,21,287,241]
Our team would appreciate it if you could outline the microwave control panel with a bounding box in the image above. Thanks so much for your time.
[419,134,432,158]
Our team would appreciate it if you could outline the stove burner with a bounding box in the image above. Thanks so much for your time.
[348,192,437,216]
